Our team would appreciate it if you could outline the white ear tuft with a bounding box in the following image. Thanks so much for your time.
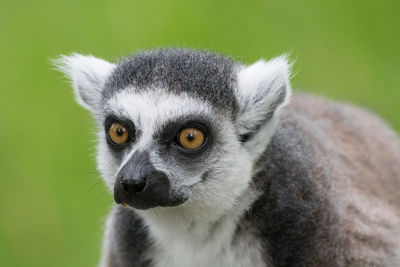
[236,55,292,144]
[54,53,115,112]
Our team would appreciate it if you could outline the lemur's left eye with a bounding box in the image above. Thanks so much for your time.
[178,128,205,150]
[109,123,129,145]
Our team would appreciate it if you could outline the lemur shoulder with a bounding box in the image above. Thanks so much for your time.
[56,48,400,267]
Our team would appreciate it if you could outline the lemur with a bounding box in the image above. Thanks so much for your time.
[56,48,400,267]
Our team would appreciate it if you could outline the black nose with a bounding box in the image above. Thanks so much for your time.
[120,175,147,194]
[114,151,161,207]
[114,151,188,210]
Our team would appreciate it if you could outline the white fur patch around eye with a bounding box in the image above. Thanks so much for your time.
[54,53,116,113]
[107,89,213,131]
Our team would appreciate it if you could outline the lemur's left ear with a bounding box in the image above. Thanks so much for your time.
[235,55,292,146]
[54,53,115,113]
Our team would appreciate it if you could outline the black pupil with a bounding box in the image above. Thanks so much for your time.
[186,132,194,142]
[117,127,125,136]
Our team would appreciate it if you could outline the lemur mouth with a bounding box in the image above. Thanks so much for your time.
[115,192,189,210]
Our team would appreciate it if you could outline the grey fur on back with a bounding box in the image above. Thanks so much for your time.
[248,94,400,266]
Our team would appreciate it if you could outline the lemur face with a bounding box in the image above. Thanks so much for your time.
[100,89,247,209]
[56,49,291,211]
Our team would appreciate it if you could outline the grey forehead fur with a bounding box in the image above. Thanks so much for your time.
[103,48,239,115]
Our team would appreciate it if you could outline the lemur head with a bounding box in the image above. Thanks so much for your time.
[57,49,291,212]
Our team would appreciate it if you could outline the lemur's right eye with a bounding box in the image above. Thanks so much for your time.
[109,123,129,145]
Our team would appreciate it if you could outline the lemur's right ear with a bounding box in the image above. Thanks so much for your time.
[54,53,115,113]
[235,55,292,158]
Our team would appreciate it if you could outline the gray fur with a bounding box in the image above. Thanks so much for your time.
[248,94,400,266]
[103,48,239,115]
[102,206,152,267]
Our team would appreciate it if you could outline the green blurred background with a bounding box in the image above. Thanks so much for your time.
[1,0,399,266]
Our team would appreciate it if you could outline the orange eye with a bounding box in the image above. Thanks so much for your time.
[178,128,205,150]
[109,123,129,145]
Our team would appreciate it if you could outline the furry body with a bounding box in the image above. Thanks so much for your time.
[56,49,400,267]
[102,94,400,267]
